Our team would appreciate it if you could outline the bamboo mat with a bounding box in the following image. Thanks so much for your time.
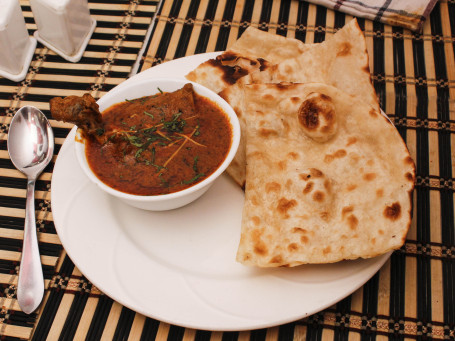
[0,1,160,340]
[139,2,455,340]
[0,0,454,340]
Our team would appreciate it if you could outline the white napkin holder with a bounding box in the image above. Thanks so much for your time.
[30,0,96,63]
[0,0,37,82]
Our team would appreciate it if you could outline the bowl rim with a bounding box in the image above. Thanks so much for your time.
[74,77,241,202]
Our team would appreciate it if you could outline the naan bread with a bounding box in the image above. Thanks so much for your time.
[187,19,379,187]
[236,83,415,267]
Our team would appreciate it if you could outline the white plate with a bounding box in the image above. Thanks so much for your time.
[51,53,391,331]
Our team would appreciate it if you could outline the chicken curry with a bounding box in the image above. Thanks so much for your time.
[50,84,233,195]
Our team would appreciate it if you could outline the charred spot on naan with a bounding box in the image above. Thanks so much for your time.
[404,156,414,164]
[363,173,377,181]
[248,151,266,160]
[274,82,295,90]
[320,212,330,221]
[262,93,276,101]
[323,246,332,255]
[291,227,310,245]
[285,179,293,190]
[250,195,260,206]
[217,52,237,62]
[269,255,284,265]
[302,181,314,194]
[324,179,331,190]
[278,160,288,171]
[259,128,279,138]
[404,156,416,172]
[217,52,264,70]
[346,215,359,230]
[405,172,414,181]
[277,198,297,218]
[324,149,347,163]
[251,228,268,256]
[313,191,325,202]
[300,168,323,180]
[341,205,359,230]
[251,216,261,226]
[300,169,334,211]
[288,243,299,252]
[341,205,354,218]
[291,227,308,234]
[384,202,402,221]
[209,60,249,85]
[287,152,299,160]
[298,93,338,142]
[346,137,357,146]
[265,182,281,193]
[336,42,352,57]
[257,58,269,71]
[346,184,358,192]
[368,109,378,117]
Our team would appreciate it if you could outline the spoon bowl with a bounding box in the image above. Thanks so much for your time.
[7,106,54,314]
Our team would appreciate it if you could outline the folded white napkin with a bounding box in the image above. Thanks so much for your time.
[305,0,439,31]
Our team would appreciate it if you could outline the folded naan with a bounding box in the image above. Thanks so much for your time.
[237,83,415,267]
[186,26,309,94]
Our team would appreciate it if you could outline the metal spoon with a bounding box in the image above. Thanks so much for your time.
[7,106,54,314]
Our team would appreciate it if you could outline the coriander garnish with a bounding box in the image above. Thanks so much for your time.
[193,155,200,173]
[163,112,186,133]
[182,173,205,185]
[144,111,154,119]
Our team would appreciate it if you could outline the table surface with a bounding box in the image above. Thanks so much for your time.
[0,0,454,340]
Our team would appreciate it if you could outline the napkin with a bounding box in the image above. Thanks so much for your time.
[304,0,439,31]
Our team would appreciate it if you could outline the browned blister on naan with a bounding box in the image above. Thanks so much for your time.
[236,83,415,267]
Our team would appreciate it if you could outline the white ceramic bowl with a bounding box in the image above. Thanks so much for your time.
[74,78,240,211]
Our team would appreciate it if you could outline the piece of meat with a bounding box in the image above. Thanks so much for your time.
[50,93,104,138]
[49,84,197,143]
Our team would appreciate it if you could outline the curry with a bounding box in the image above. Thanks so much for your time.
[51,84,233,196]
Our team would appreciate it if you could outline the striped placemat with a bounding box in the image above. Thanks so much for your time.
[1,0,454,340]
[141,2,455,339]
[0,1,159,340]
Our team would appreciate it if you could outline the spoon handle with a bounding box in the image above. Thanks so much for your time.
[17,179,44,314]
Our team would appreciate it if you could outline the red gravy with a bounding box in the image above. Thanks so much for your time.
[85,84,232,195]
